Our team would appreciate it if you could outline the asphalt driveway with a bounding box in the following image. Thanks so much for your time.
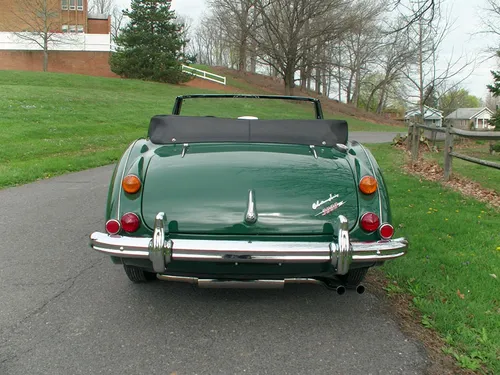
[0,133,429,375]
[349,131,402,144]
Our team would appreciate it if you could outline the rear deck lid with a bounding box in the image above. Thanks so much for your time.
[141,144,358,235]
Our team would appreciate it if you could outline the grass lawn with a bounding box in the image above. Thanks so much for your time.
[422,141,500,194]
[0,70,397,189]
[1,70,498,373]
[367,143,500,374]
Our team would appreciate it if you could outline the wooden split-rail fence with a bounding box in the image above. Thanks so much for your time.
[407,123,500,181]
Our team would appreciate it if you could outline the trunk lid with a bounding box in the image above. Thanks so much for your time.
[141,144,358,235]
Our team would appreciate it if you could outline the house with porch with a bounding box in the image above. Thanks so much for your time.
[444,107,495,130]
[404,105,443,127]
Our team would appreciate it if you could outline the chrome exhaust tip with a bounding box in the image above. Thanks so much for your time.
[336,285,346,295]
[356,284,365,294]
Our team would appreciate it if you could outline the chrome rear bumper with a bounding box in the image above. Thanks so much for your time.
[89,212,408,275]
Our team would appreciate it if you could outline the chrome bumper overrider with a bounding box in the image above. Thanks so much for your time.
[89,213,408,275]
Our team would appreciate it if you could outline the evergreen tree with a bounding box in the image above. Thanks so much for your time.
[110,0,190,84]
[487,70,500,98]
[486,51,500,133]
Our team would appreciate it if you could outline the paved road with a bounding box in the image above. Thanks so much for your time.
[0,135,429,375]
[349,131,402,144]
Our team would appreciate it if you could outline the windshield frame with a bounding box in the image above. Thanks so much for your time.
[171,94,324,119]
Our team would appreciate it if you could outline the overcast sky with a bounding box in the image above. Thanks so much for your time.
[116,0,500,102]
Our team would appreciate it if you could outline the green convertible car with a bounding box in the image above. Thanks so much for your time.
[89,94,408,294]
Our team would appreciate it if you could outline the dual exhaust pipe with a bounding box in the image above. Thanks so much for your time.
[156,274,365,294]
[335,284,365,295]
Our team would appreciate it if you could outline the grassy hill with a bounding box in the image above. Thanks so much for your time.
[192,64,405,127]
[0,70,403,188]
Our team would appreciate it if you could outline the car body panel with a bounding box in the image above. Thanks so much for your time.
[141,143,359,235]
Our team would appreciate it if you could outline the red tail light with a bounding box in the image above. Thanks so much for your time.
[121,212,140,233]
[379,223,394,239]
[360,212,380,232]
[105,219,121,235]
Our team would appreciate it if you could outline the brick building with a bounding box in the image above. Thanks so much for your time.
[0,0,117,77]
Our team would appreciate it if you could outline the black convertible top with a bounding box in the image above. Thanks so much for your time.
[148,115,348,146]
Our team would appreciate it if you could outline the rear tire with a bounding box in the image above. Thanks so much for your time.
[123,265,157,283]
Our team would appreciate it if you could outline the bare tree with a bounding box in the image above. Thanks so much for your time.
[390,0,437,31]
[484,90,500,111]
[340,0,387,106]
[111,7,127,41]
[189,13,232,67]
[174,14,193,57]
[5,0,68,72]
[365,17,416,113]
[252,0,352,95]
[88,0,114,15]
[209,0,259,72]
[476,0,500,57]
[400,0,475,121]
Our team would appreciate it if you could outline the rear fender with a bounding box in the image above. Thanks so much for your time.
[347,141,392,240]
[105,139,151,226]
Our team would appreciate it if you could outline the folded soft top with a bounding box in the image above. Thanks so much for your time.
[148,115,348,146]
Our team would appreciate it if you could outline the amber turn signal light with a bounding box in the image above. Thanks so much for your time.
[359,176,377,194]
[122,174,141,194]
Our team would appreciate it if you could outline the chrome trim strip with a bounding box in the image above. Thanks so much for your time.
[173,253,330,263]
[116,140,138,220]
[148,212,169,272]
[181,143,189,158]
[92,241,150,258]
[244,189,258,224]
[309,145,318,159]
[335,143,349,152]
[89,213,408,271]
[332,215,352,275]
[357,143,383,223]
[89,231,407,267]
[353,252,406,262]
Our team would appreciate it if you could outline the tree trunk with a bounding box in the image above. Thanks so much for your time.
[322,71,328,97]
[300,65,307,90]
[238,39,247,72]
[315,68,321,95]
[43,38,49,72]
[376,85,388,114]
[418,16,424,124]
[366,86,378,111]
[346,73,353,103]
[284,67,295,95]
[352,68,361,107]
[250,52,256,73]
[365,80,385,112]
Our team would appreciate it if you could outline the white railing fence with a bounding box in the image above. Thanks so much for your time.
[181,65,226,85]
